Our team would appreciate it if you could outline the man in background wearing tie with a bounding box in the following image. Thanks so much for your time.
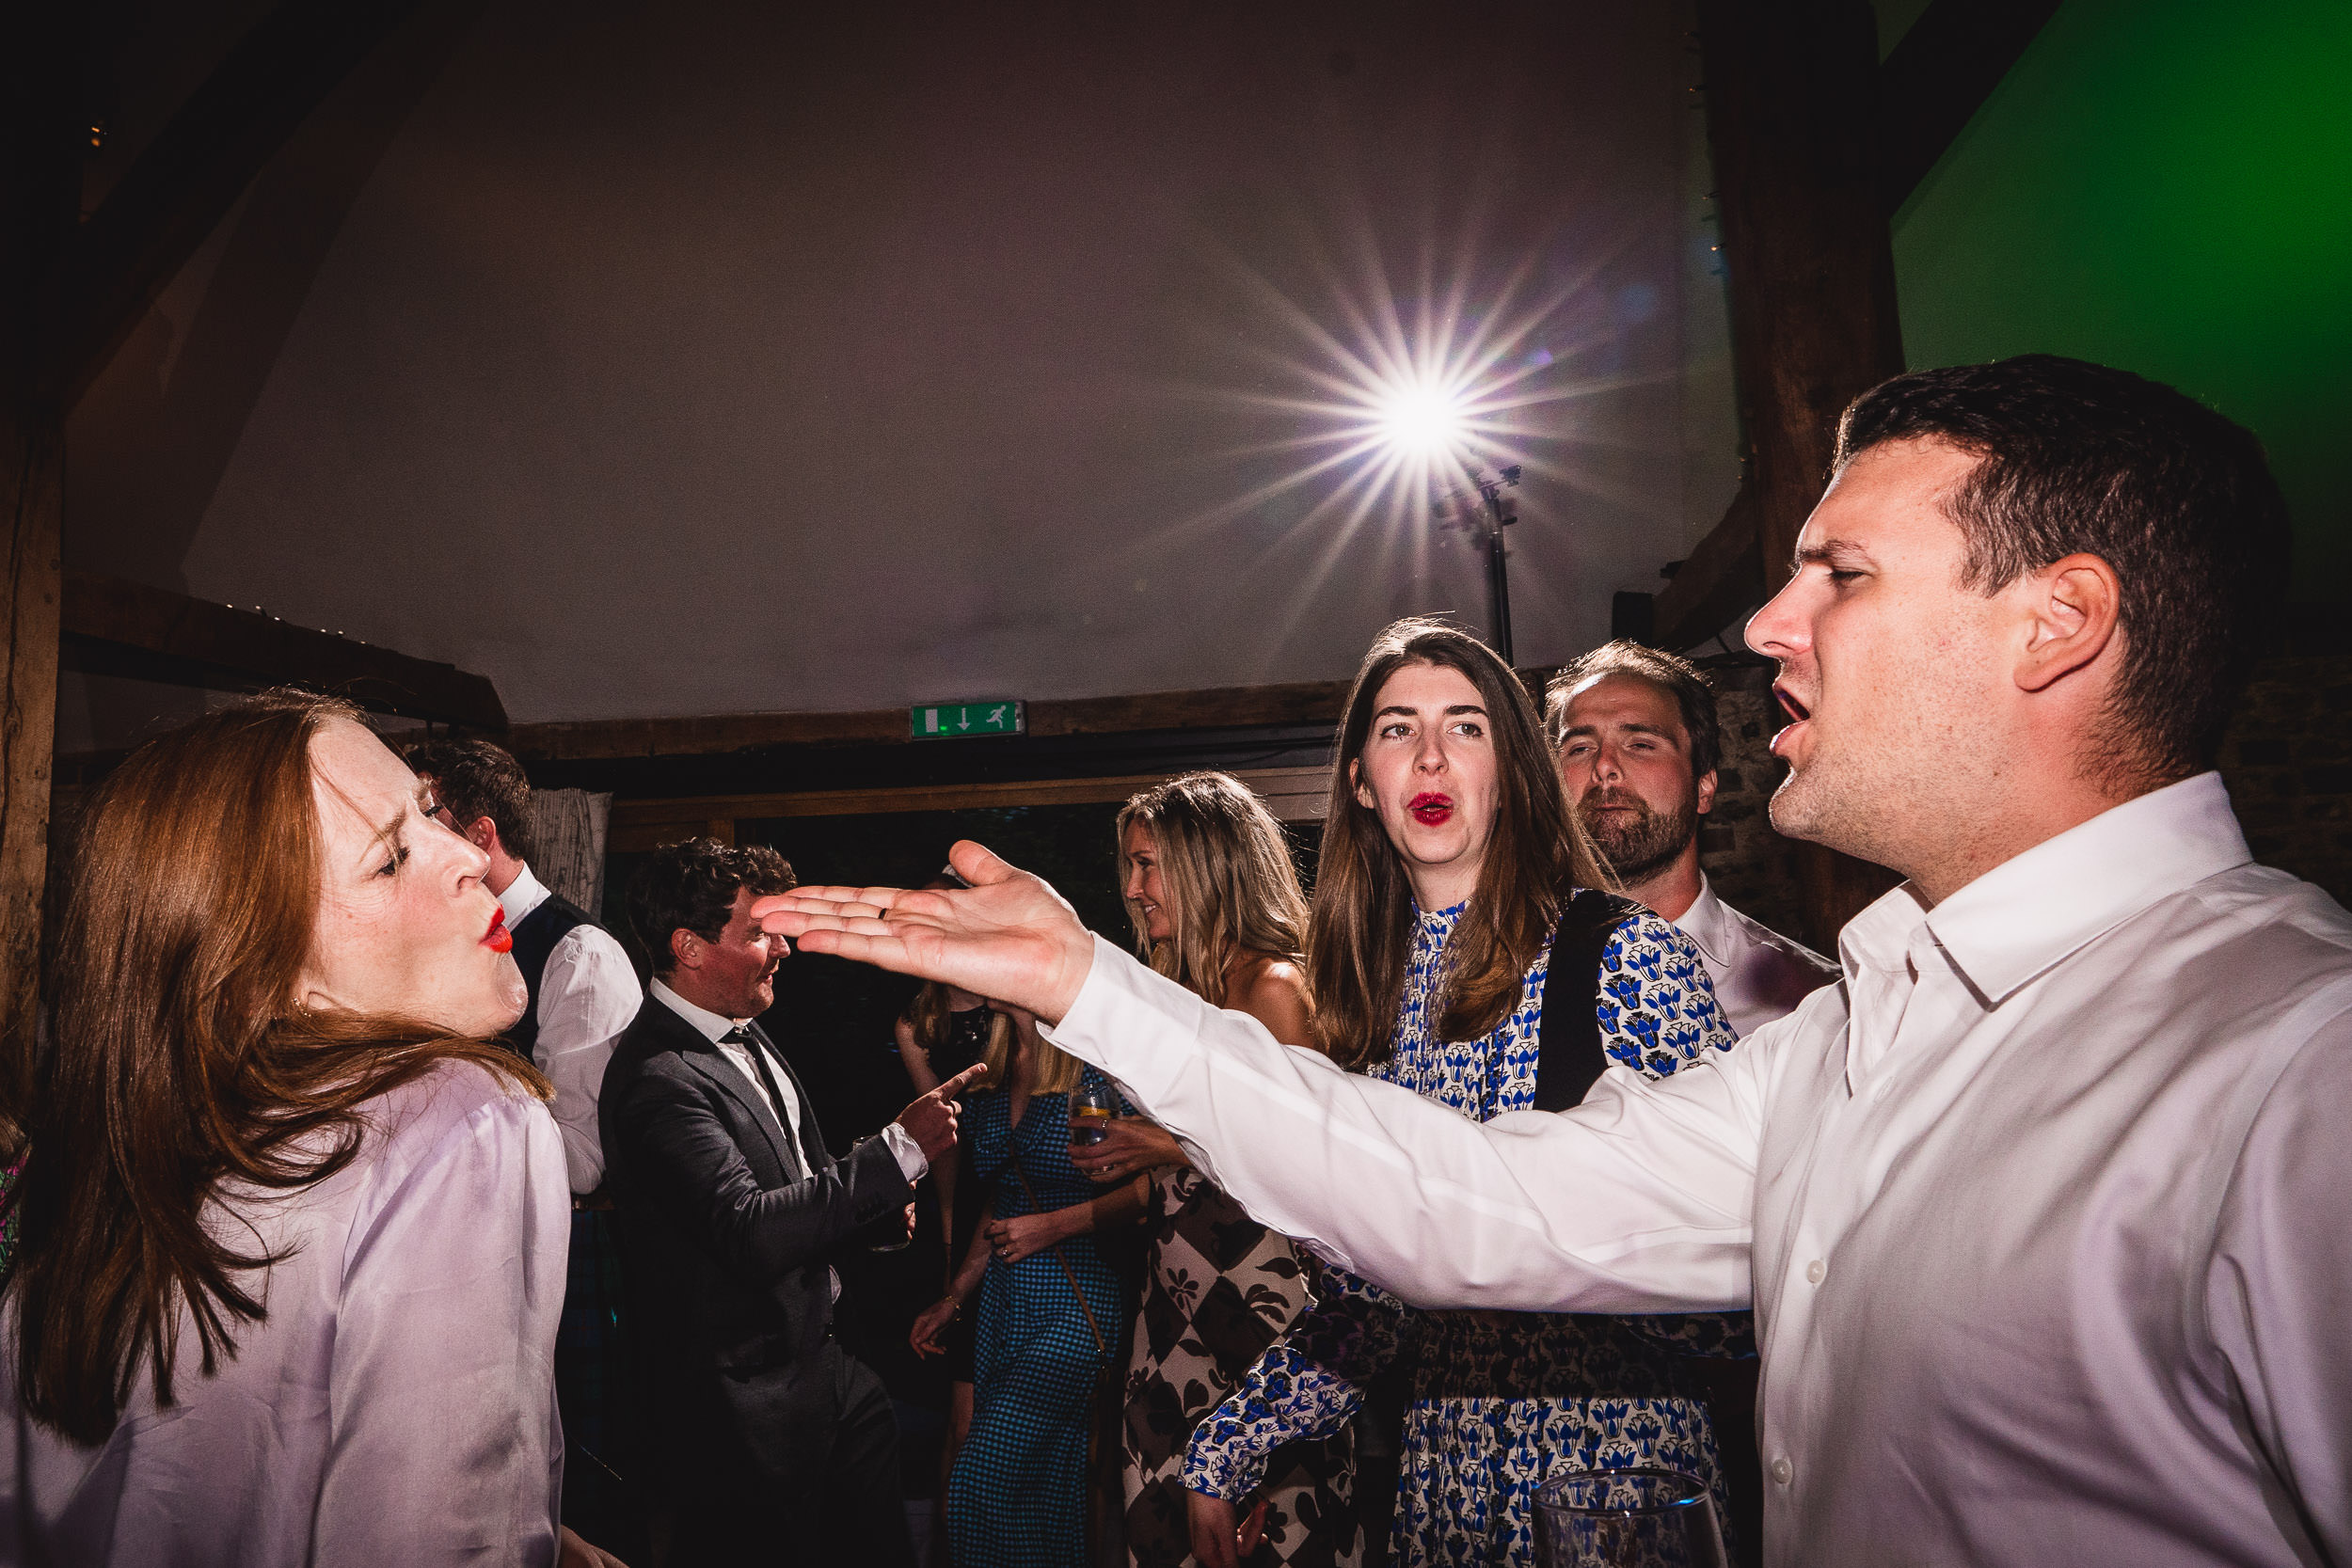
[602,838,979,1565]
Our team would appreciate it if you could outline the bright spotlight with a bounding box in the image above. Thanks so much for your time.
[1376,382,1467,454]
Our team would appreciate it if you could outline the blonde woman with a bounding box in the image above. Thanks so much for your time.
[1068,772,1358,1568]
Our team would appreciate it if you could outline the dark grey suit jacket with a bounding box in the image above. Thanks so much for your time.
[598,991,913,1497]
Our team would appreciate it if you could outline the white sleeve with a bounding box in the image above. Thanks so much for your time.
[535,926,642,1193]
[878,1120,930,1182]
[2206,1006,2352,1557]
[1042,935,1763,1313]
[315,1083,569,1565]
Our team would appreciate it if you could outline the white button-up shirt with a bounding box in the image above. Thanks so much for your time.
[1673,875,1837,1039]
[500,863,641,1194]
[1041,772,2352,1566]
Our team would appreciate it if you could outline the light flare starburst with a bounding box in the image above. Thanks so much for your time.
[1132,199,1668,665]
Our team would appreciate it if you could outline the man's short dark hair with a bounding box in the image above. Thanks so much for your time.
[627,838,797,976]
[1545,641,1721,781]
[404,737,536,863]
[1837,355,2290,782]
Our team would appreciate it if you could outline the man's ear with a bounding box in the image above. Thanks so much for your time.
[669,927,701,973]
[2016,552,2122,694]
[464,816,500,857]
[1350,757,1375,813]
[1694,768,1718,817]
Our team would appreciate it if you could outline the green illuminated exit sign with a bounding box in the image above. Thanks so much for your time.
[911,700,1025,739]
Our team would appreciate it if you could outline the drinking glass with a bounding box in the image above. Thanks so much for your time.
[1069,1079,1117,1146]
[1534,1468,1727,1568]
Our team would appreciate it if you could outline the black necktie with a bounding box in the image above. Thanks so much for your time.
[723,1025,805,1179]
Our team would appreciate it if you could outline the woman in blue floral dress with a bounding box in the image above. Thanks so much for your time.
[1184,619,1749,1568]
[913,1006,1145,1568]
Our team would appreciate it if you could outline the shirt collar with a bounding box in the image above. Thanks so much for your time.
[1672,874,1732,965]
[1416,897,1470,935]
[1840,771,2251,1005]
[497,862,551,928]
[649,976,753,1044]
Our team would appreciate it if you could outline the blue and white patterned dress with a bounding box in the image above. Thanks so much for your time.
[1183,897,1749,1566]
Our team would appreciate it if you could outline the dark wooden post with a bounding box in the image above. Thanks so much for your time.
[1693,0,1907,949]
[0,12,80,1101]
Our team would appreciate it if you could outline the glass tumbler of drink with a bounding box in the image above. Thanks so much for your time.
[1069,1080,1117,1147]
[1534,1467,1726,1568]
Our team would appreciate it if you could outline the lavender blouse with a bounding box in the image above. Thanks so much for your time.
[2,1059,571,1565]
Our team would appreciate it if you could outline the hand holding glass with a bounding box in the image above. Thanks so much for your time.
[1069,1080,1117,1146]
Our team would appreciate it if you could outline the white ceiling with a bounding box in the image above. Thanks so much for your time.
[62,0,1739,748]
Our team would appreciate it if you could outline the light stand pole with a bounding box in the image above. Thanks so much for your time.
[1470,465,1521,667]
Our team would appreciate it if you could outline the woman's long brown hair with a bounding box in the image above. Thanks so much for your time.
[1307,619,1609,1067]
[1116,771,1311,1010]
[7,690,547,1445]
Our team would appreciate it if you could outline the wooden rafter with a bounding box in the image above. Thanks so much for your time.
[606,767,1334,852]
[1676,0,1907,950]
[62,571,507,727]
[1876,0,2061,215]
[1654,0,2059,655]
[496,669,1565,765]
[46,0,425,404]
[2,5,82,1099]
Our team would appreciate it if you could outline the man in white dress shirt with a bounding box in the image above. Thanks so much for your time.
[1548,641,1838,1038]
[406,737,647,1556]
[762,356,2349,1568]
[407,739,638,1192]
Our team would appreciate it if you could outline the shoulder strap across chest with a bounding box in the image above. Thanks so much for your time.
[1532,889,1645,1113]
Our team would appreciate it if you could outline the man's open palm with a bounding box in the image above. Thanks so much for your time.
[751,841,1096,1022]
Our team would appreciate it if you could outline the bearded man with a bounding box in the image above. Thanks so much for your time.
[1549,643,1836,1037]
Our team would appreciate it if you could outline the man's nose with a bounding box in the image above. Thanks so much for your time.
[1747,575,1808,659]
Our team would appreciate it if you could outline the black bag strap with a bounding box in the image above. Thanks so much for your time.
[1532,889,1645,1112]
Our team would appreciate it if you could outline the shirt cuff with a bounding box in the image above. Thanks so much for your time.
[1041,934,1185,1102]
[880,1120,929,1183]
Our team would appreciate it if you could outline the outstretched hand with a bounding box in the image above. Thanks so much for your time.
[752,841,1096,1024]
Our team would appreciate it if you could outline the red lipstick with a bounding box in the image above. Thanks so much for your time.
[484,907,513,954]
[1408,792,1454,826]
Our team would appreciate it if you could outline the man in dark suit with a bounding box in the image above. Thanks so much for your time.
[602,838,980,1566]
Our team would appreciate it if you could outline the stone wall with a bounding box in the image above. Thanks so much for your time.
[2213,654,2352,904]
[1694,654,2352,955]
[1693,665,1812,946]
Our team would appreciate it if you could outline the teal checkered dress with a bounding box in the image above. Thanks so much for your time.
[948,1066,1134,1568]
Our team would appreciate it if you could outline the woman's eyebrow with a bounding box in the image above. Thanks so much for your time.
[369,809,407,863]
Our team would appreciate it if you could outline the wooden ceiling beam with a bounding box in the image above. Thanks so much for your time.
[498,669,1566,765]
[1690,0,1905,949]
[498,679,1360,763]
[1875,0,2061,216]
[61,570,507,727]
[1653,480,1766,653]
[604,766,1336,851]
[46,0,424,404]
[1655,0,2058,656]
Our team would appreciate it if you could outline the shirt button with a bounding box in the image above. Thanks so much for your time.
[1805,1259,1825,1285]
[1771,1456,1793,1486]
